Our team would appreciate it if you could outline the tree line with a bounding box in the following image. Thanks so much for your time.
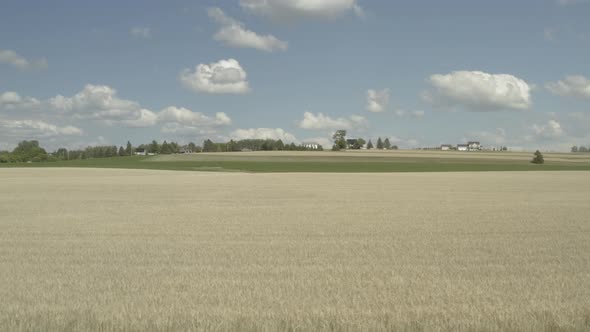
[571,145,590,153]
[0,140,194,163]
[202,139,322,152]
[0,138,324,163]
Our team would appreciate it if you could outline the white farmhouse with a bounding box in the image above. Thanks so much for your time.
[457,144,468,152]
[441,144,452,151]
[468,141,481,151]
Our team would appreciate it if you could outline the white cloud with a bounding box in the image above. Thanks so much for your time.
[230,127,298,142]
[180,58,250,94]
[120,109,159,128]
[49,84,139,113]
[130,26,151,39]
[531,120,564,139]
[366,88,389,113]
[208,7,288,52]
[423,70,532,111]
[546,75,590,100]
[158,106,232,126]
[46,84,156,126]
[393,109,425,118]
[466,128,507,145]
[240,0,363,20]
[0,91,41,110]
[0,49,47,70]
[0,119,82,138]
[299,111,368,130]
[2,84,231,130]
[160,123,220,136]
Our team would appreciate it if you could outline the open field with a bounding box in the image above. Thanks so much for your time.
[2,150,590,172]
[1,168,589,331]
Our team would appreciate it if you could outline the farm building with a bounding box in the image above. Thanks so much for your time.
[135,148,147,156]
[441,144,452,151]
[468,141,481,151]
[303,142,321,150]
[457,144,468,152]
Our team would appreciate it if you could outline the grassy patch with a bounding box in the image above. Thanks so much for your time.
[2,153,590,172]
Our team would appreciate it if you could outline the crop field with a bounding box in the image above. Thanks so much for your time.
[3,150,590,172]
[1,168,589,331]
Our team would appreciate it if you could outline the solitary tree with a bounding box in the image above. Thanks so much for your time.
[332,130,347,151]
[384,138,391,150]
[531,150,544,164]
[366,139,374,149]
[571,146,579,153]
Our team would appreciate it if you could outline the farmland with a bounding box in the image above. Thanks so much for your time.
[2,149,590,172]
[1,168,589,331]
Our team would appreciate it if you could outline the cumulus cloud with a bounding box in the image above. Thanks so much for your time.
[0,91,41,110]
[2,84,232,131]
[46,84,159,126]
[0,49,47,70]
[423,70,532,111]
[546,75,590,100]
[366,88,389,113]
[299,111,368,130]
[231,127,298,142]
[158,106,232,126]
[0,119,82,138]
[180,59,250,94]
[208,7,288,52]
[130,26,151,39]
[240,0,363,20]
[531,120,564,139]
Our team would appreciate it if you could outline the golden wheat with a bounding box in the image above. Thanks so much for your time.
[1,168,589,331]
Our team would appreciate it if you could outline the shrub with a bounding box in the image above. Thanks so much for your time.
[531,150,544,164]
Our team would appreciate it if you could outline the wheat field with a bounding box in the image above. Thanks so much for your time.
[1,168,589,331]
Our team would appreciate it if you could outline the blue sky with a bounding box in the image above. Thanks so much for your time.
[1,0,589,151]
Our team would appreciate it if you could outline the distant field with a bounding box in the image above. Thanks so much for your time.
[1,169,589,330]
[2,150,590,172]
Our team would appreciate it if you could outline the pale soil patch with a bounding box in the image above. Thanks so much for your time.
[1,168,589,331]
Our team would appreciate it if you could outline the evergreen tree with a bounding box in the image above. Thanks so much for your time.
[149,140,159,154]
[126,141,133,156]
[118,146,126,156]
[376,137,384,149]
[366,139,374,149]
[383,138,391,150]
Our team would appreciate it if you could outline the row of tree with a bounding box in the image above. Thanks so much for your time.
[0,140,194,163]
[0,138,325,163]
[202,139,322,152]
[331,130,398,151]
[571,145,590,153]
